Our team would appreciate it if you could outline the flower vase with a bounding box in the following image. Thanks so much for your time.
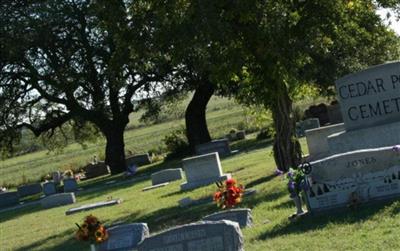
[90,244,96,251]
[292,195,305,215]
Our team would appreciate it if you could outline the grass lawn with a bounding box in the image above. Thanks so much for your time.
[1,136,400,251]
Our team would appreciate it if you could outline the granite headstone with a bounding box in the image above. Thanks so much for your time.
[43,182,57,196]
[17,183,42,197]
[303,146,400,212]
[41,193,76,209]
[195,139,231,157]
[181,152,231,191]
[137,220,243,251]
[151,168,183,186]
[63,178,78,192]
[202,209,253,228]
[0,192,20,208]
[98,223,149,251]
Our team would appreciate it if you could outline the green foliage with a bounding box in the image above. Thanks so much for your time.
[162,127,189,159]
[256,128,274,141]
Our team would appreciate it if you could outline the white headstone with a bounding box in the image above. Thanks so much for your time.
[181,152,231,191]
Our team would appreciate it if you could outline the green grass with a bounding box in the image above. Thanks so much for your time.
[0,96,249,187]
[1,136,400,251]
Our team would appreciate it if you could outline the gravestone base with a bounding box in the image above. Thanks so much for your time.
[327,121,400,155]
[181,173,231,191]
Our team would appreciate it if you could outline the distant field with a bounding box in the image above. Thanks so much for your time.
[0,96,251,187]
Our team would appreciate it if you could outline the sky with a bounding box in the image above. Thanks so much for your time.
[377,8,400,35]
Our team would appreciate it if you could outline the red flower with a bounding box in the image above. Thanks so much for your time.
[214,178,244,209]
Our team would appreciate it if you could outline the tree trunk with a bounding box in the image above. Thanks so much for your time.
[185,80,215,153]
[270,84,302,172]
[104,125,127,174]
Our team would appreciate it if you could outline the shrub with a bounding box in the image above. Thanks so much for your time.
[162,128,189,159]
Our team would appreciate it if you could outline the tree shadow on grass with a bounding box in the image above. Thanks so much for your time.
[14,228,81,251]
[245,173,277,189]
[0,204,43,224]
[230,138,273,153]
[257,199,400,241]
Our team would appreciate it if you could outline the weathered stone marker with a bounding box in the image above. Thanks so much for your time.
[98,223,149,251]
[137,220,243,251]
[41,193,76,209]
[43,182,57,196]
[0,192,20,208]
[202,209,253,228]
[181,152,231,191]
[63,178,78,193]
[17,183,42,197]
[195,139,231,157]
[126,153,152,167]
[151,168,183,186]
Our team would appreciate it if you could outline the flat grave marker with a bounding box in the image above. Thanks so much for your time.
[65,199,122,215]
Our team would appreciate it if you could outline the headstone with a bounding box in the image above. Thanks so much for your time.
[41,193,76,209]
[202,209,252,228]
[65,199,122,215]
[137,220,243,251]
[126,153,152,167]
[303,146,400,213]
[17,183,42,197]
[336,61,400,130]
[181,152,231,191]
[195,139,231,157]
[98,223,149,251]
[84,162,110,179]
[43,182,57,196]
[0,192,20,208]
[305,123,345,160]
[63,178,78,192]
[52,171,62,184]
[296,118,320,137]
[151,168,183,186]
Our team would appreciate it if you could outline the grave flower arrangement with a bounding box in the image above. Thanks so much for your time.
[75,215,108,244]
[287,168,308,198]
[214,178,244,209]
